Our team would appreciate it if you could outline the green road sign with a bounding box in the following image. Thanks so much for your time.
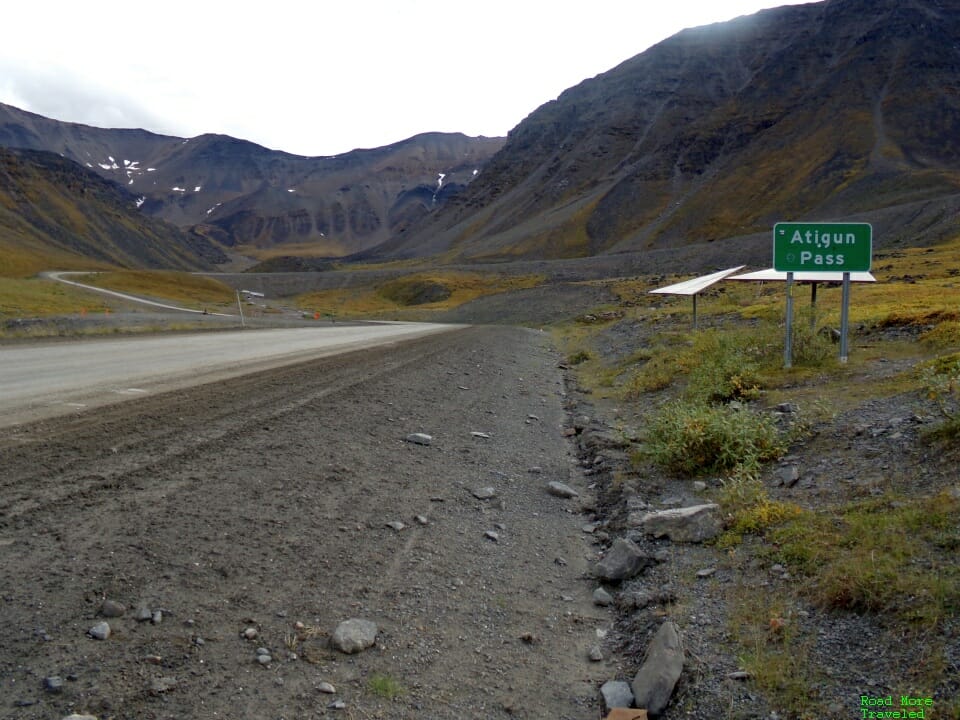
[773,222,872,272]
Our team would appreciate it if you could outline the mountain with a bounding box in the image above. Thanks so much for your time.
[0,103,504,259]
[369,0,960,262]
[0,147,223,277]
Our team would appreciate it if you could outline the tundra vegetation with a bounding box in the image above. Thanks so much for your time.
[554,234,960,718]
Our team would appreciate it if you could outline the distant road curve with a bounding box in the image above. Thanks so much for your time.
[42,271,235,316]
[0,323,462,428]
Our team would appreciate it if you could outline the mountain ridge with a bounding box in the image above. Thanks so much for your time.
[0,101,504,259]
[370,0,960,263]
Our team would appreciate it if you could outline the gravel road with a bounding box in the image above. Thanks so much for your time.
[0,326,611,719]
[0,323,457,428]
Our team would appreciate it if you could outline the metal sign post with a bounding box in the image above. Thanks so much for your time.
[839,272,851,363]
[784,272,794,368]
[773,223,872,366]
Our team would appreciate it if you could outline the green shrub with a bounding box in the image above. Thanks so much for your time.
[684,329,763,402]
[644,400,787,479]
[919,356,960,439]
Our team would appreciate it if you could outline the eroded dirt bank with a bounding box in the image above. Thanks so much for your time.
[0,327,612,719]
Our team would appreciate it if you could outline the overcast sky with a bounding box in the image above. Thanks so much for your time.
[0,1,813,157]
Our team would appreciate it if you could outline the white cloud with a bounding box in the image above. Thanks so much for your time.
[0,0,814,156]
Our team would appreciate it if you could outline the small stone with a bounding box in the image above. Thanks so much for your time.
[472,487,497,500]
[415,515,429,525]
[593,587,614,607]
[697,567,717,578]
[143,655,163,665]
[405,433,432,446]
[777,464,800,487]
[256,654,272,665]
[100,600,126,618]
[484,530,500,542]
[600,679,634,709]
[776,402,799,413]
[728,670,751,680]
[43,676,64,693]
[149,676,178,694]
[329,700,346,709]
[331,618,378,654]
[386,521,405,531]
[692,481,707,492]
[151,610,163,625]
[546,481,579,498]
[63,715,99,720]
[528,466,543,474]
[588,644,604,661]
[256,647,270,656]
[470,431,492,439]
[242,627,259,640]
[317,681,336,694]
[88,622,110,640]
[134,604,152,622]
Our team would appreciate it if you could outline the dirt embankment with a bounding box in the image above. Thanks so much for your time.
[0,327,615,719]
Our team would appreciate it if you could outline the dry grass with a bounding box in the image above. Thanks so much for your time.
[0,276,109,318]
[80,270,236,308]
[296,270,544,319]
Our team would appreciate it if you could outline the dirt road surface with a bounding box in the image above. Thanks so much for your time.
[1,326,611,719]
[0,324,457,428]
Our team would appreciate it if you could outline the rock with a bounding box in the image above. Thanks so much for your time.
[242,627,259,640]
[386,521,405,531]
[415,515,429,525]
[317,681,336,694]
[43,676,64,693]
[100,600,125,618]
[696,567,716,578]
[632,504,722,543]
[88,622,110,640]
[595,538,654,582]
[471,487,497,500]
[331,618,378,654]
[777,464,801,487]
[63,716,99,720]
[589,644,604,661]
[256,654,272,665]
[728,670,751,680]
[470,431,492,439]
[134,604,152,622]
[631,621,684,716]
[405,433,432,446]
[546,481,579,498]
[151,610,163,625]
[484,530,500,542]
[776,402,799,413]
[593,587,615,607]
[692,481,707,492]
[149,676,178,694]
[528,466,543,474]
[600,679,634,709]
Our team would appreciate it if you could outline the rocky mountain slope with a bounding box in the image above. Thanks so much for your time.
[0,102,503,258]
[371,0,960,263]
[0,148,223,276]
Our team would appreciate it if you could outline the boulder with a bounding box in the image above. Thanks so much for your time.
[595,538,653,582]
[631,621,683,716]
[631,504,721,543]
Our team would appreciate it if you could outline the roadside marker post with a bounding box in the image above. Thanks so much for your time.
[773,222,872,367]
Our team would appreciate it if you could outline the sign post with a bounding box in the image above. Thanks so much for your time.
[773,222,872,365]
